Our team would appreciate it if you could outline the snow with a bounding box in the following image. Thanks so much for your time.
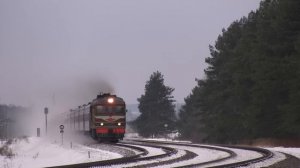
[0,137,122,168]
[125,144,165,158]
[239,151,286,168]
[156,144,230,168]
[1,136,299,168]
[267,147,300,159]
[110,146,187,168]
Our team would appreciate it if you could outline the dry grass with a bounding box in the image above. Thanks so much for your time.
[0,140,14,158]
[0,137,28,158]
[242,138,300,147]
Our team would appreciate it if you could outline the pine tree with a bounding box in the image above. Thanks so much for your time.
[133,71,176,137]
[178,0,300,143]
[177,80,207,142]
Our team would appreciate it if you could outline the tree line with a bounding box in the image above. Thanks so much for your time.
[1,0,299,143]
[0,105,29,139]
[133,0,300,143]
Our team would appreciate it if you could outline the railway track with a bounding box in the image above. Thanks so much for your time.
[46,142,177,168]
[128,139,274,167]
[47,139,275,168]
[207,144,274,168]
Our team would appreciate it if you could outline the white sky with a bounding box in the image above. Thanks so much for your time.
[0,0,261,110]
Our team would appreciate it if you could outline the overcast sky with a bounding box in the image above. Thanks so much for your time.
[0,0,261,112]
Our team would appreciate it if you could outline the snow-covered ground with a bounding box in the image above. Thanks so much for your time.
[0,137,122,168]
[1,136,300,168]
[156,144,230,168]
[266,147,300,158]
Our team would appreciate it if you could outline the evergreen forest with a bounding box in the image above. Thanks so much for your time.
[177,0,300,143]
[0,105,28,139]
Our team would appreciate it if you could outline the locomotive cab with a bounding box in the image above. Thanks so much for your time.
[89,93,126,142]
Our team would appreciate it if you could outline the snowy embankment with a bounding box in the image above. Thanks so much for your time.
[266,147,300,158]
[1,136,300,168]
[0,137,122,168]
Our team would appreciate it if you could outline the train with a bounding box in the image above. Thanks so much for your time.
[69,93,126,142]
[89,93,126,142]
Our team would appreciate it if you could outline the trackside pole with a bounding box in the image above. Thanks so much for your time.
[44,108,49,135]
[59,125,64,145]
[37,128,40,137]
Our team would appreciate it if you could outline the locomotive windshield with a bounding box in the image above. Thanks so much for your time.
[95,105,125,115]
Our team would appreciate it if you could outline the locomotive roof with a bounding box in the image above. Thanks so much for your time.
[91,94,125,105]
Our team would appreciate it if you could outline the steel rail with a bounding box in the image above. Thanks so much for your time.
[120,141,195,168]
[45,141,177,168]
[129,139,274,168]
[128,139,236,167]
[45,139,274,168]
[207,145,274,168]
[45,143,147,168]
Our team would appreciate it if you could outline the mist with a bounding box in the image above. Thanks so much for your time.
[0,0,261,138]
[2,74,115,138]
[0,0,261,105]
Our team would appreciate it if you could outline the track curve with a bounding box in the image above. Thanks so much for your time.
[46,142,176,168]
[126,139,275,168]
[126,139,236,167]
[46,139,275,168]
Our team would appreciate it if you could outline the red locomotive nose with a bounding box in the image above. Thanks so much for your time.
[96,128,108,134]
[87,93,126,142]
[113,128,125,134]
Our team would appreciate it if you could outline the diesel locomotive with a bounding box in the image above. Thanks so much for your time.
[89,93,126,142]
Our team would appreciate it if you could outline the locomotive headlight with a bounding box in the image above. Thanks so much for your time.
[118,122,121,126]
[100,123,104,126]
[107,98,114,104]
